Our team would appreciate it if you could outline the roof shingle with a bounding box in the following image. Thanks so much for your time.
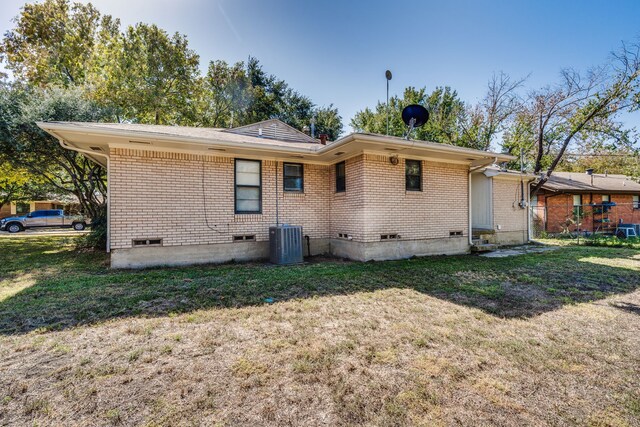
[542,172,640,193]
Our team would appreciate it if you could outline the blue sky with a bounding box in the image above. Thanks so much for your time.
[2,0,640,131]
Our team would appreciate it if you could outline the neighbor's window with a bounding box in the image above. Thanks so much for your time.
[405,159,422,191]
[235,159,261,213]
[16,202,30,215]
[633,195,639,209]
[283,163,304,192]
[572,194,582,217]
[336,161,346,193]
[601,195,610,203]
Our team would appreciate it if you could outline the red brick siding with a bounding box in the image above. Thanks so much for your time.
[537,191,640,232]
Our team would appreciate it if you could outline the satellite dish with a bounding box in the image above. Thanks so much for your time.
[385,70,392,80]
[401,104,429,139]
[402,104,429,127]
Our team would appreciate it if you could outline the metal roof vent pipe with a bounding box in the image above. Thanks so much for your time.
[319,134,328,145]
[586,168,594,186]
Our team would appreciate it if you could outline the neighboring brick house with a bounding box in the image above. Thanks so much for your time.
[0,199,76,219]
[38,119,533,268]
[532,171,640,233]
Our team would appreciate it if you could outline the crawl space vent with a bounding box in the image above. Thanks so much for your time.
[380,234,400,240]
[132,238,162,247]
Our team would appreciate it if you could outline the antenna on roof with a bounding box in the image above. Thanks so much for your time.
[401,104,429,140]
[385,70,392,135]
[310,115,316,139]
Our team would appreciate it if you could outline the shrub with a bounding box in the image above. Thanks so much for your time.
[77,204,107,250]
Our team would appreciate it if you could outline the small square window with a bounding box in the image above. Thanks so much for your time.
[283,163,304,192]
[336,161,346,193]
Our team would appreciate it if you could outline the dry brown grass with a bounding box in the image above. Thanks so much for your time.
[0,238,639,426]
[1,287,639,426]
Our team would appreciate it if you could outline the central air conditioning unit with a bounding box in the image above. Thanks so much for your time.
[269,225,303,265]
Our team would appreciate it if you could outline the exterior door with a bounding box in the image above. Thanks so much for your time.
[472,173,493,230]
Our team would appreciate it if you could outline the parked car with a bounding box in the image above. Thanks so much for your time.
[0,209,89,233]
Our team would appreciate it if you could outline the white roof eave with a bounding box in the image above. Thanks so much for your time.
[37,122,516,164]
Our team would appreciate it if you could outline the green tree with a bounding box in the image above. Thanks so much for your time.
[95,23,200,125]
[0,161,51,212]
[0,0,107,86]
[0,84,110,219]
[351,74,523,150]
[502,43,640,195]
[557,148,640,179]
[351,86,469,144]
[196,57,343,138]
[313,104,343,141]
[197,60,251,128]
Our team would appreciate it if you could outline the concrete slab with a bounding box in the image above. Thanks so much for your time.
[479,244,559,258]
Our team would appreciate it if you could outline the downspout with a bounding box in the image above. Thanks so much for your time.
[526,180,532,242]
[55,139,111,253]
[468,172,473,246]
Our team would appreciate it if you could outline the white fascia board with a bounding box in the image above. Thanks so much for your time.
[37,122,517,165]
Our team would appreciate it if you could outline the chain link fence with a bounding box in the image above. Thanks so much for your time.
[530,202,640,239]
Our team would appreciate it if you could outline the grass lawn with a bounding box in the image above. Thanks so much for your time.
[0,236,639,426]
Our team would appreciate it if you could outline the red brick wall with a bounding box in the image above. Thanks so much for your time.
[537,191,640,233]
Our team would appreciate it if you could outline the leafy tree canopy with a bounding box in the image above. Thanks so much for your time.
[0,0,343,137]
[0,83,112,218]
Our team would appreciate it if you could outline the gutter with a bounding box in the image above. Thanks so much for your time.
[36,122,516,163]
[48,131,111,254]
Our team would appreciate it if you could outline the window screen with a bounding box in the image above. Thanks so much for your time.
[283,163,303,192]
[405,160,422,191]
[235,159,261,213]
[336,162,346,193]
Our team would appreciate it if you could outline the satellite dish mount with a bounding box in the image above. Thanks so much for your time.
[401,104,429,140]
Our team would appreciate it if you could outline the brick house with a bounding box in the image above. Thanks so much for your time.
[532,171,640,234]
[0,198,77,219]
[38,119,533,268]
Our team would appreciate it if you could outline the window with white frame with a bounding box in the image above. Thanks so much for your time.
[573,194,582,217]
[235,159,261,213]
[633,195,639,209]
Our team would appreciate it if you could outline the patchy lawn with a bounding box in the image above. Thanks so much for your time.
[0,236,639,426]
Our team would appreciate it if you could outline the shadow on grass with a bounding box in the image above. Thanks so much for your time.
[611,301,640,315]
[0,236,639,335]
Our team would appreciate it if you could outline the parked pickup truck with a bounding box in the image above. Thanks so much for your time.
[0,209,89,233]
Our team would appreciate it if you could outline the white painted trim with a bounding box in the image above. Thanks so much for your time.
[36,122,516,164]
[468,171,473,245]
[48,134,111,253]
[360,150,472,165]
